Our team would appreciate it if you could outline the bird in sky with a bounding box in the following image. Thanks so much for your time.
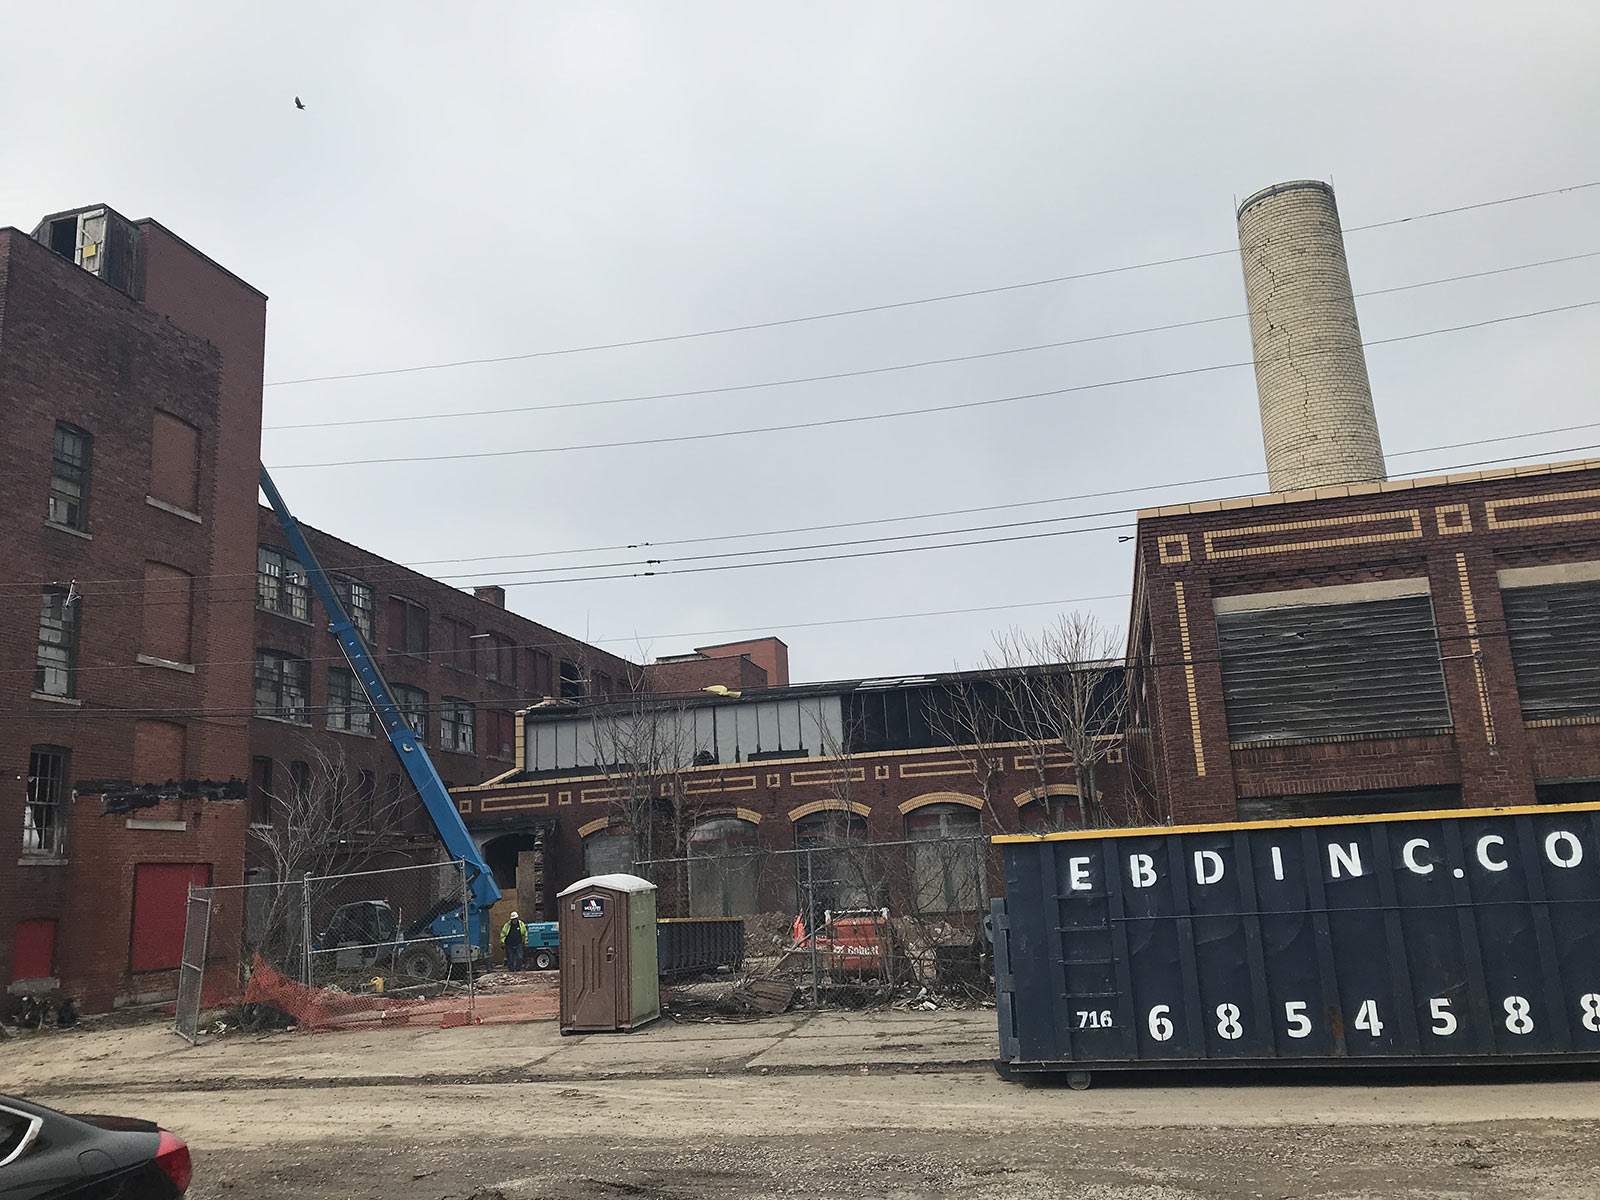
[294,96,305,110]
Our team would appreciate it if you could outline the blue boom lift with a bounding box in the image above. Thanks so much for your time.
[259,467,503,974]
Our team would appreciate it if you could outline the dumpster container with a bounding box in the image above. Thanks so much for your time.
[993,801,1600,1083]
[558,873,659,1034]
[657,917,744,978]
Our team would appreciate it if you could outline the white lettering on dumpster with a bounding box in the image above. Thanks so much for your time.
[1194,850,1225,885]
[1546,831,1583,868]
[1128,853,1157,889]
[1477,834,1509,872]
[1402,838,1433,875]
[1068,857,1093,891]
[1328,842,1364,879]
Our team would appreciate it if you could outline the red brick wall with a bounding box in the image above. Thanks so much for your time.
[1133,462,1600,822]
[694,638,789,687]
[0,223,261,1009]
[648,654,769,695]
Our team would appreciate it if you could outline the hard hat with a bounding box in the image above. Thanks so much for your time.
[510,911,519,919]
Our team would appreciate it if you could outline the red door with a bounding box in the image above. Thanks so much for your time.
[13,920,56,979]
[130,863,211,972]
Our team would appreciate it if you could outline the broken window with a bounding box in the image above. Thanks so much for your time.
[559,659,584,701]
[441,698,476,754]
[47,422,91,531]
[334,576,375,642]
[35,588,78,698]
[254,650,310,723]
[905,803,982,914]
[326,667,374,735]
[794,811,876,913]
[256,546,310,621]
[393,684,429,740]
[249,757,274,827]
[686,817,762,917]
[356,771,377,830]
[23,746,68,857]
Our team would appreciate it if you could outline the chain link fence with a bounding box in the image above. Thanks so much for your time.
[175,859,486,1041]
[633,834,998,1011]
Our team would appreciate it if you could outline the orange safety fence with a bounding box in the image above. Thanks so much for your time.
[238,955,558,1032]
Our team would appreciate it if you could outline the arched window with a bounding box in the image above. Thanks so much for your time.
[904,802,982,913]
[584,826,635,877]
[794,809,876,915]
[686,816,762,917]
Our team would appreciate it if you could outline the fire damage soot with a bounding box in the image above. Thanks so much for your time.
[992,802,1600,1080]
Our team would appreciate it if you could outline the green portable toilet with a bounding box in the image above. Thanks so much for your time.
[558,873,659,1033]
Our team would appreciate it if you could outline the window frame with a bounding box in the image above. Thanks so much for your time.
[441,697,476,755]
[34,588,79,699]
[392,683,429,740]
[256,546,310,622]
[23,746,69,858]
[904,803,983,914]
[389,596,430,658]
[47,421,92,531]
[334,576,376,643]
[326,666,375,736]
[254,650,311,724]
[482,632,516,684]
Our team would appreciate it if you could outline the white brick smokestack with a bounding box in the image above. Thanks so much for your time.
[1237,180,1386,492]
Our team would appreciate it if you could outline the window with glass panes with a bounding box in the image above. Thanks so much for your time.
[326,667,374,734]
[393,684,429,739]
[441,699,475,753]
[334,576,375,641]
[254,651,310,722]
[48,422,91,530]
[35,588,78,698]
[256,546,309,620]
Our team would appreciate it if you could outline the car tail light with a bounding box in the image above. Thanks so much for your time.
[154,1130,192,1194]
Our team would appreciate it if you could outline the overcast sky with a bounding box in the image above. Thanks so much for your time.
[3,3,1597,683]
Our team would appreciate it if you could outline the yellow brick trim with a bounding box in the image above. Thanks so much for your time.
[898,791,983,815]
[1485,486,1600,531]
[1013,783,1078,808]
[787,799,871,822]
[577,817,617,838]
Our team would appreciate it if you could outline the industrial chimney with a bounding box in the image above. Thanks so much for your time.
[1237,180,1386,492]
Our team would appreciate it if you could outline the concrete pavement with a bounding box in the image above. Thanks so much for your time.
[0,1006,1000,1098]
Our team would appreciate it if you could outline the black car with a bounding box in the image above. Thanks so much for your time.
[0,1096,190,1198]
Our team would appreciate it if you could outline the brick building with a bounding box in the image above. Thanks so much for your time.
[455,668,1134,925]
[1130,457,1600,825]
[0,208,263,1012]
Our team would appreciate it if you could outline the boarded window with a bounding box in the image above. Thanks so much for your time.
[487,710,516,760]
[133,720,186,782]
[141,562,193,664]
[388,597,429,656]
[1215,591,1451,743]
[150,410,200,512]
[12,919,57,980]
[130,862,211,972]
[1503,579,1600,721]
[686,817,761,917]
[905,804,982,913]
[531,650,553,697]
[584,828,635,877]
[482,633,515,683]
[441,617,475,671]
[35,588,78,697]
[249,756,274,826]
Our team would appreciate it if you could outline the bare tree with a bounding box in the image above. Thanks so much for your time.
[588,673,697,869]
[941,611,1138,831]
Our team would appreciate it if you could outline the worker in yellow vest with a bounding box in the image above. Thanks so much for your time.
[501,911,527,971]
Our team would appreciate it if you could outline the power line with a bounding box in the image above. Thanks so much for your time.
[7,616,1538,722]
[262,250,1600,431]
[261,180,1600,389]
[14,425,1600,597]
[269,299,1600,470]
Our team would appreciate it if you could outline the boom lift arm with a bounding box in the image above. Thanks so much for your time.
[258,467,503,925]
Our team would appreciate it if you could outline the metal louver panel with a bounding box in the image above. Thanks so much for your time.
[1503,580,1600,721]
[1216,594,1452,743]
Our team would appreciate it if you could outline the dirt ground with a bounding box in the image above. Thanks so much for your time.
[8,1008,1600,1198]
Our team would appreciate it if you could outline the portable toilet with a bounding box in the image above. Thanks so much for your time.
[558,873,659,1033]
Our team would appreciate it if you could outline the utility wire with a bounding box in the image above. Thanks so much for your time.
[263,249,1600,430]
[261,180,1600,389]
[270,299,1600,470]
[16,427,1600,597]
